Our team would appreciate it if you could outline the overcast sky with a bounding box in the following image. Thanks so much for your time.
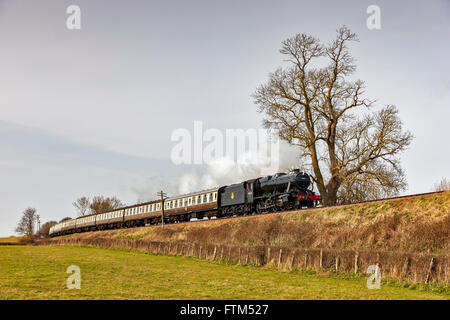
[0,0,449,236]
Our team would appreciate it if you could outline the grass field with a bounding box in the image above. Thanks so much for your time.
[0,246,448,300]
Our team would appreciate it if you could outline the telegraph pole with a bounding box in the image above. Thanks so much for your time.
[36,214,40,238]
[156,191,167,228]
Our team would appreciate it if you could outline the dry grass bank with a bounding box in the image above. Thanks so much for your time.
[55,191,450,254]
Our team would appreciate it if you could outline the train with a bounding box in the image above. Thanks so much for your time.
[49,169,320,237]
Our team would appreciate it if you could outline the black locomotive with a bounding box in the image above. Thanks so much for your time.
[219,169,319,216]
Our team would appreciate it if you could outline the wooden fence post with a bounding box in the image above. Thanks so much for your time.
[213,246,217,260]
[278,249,283,268]
[402,257,411,277]
[425,257,435,284]
[354,253,359,274]
[290,251,295,270]
[335,256,340,272]
[319,249,323,269]
[267,247,271,264]
[245,247,249,265]
[199,246,202,259]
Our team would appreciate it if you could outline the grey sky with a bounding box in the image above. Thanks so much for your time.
[0,0,449,236]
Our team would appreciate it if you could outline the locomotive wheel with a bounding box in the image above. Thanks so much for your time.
[256,203,265,214]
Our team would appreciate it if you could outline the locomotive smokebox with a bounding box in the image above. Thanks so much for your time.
[258,170,311,193]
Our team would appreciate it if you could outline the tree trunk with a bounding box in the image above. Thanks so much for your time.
[322,178,341,206]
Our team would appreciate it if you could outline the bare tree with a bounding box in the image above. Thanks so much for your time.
[90,196,123,215]
[15,207,38,239]
[73,196,91,216]
[253,26,413,205]
[38,221,57,238]
[433,178,450,191]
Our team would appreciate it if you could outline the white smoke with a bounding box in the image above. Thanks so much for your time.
[133,140,304,201]
[176,140,302,194]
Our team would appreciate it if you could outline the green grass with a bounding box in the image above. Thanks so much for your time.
[0,246,448,300]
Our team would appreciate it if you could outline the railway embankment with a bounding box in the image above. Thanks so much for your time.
[40,191,450,284]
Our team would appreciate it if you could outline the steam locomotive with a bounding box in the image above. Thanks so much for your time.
[49,170,319,237]
[220,169,319,215]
